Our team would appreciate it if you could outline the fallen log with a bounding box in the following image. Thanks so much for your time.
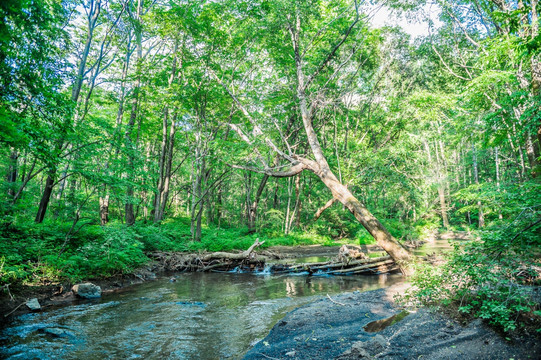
[269,256,397,275]
[199,239,265,261]
[329,259,396,274]
[310,256,392,270]
[148,240,399,275]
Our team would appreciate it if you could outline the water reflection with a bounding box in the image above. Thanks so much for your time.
[1,272,403,360]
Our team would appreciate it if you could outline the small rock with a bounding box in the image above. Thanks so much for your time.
[364,334,387,355]
[39,327,75,338]
[72,283,101,299]
[26,298,41,311]
[336,341,371,359]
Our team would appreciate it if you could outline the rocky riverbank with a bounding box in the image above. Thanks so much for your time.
[244,283,541,360]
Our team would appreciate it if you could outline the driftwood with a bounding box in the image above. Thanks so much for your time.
[149,239,399,275]
[270,256,397,275]
[149,239,267,272]
[198,239,265,261]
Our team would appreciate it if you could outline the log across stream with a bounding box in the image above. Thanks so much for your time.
[149,240,400,276]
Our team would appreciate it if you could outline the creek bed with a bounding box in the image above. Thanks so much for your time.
[0,272,403,359]
[1,238,462,359]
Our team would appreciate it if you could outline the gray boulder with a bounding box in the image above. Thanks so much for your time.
[72,283,101,299]
[26,298,41,311]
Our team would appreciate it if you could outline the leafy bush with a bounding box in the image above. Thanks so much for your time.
[403,203,541,332]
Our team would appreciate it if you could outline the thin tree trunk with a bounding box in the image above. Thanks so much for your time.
[472,144,484,228]
[154,37,181,222]
[434,140,450,229]
[294,173,302,228]
[124,0,143,226]
[495,147,503,220]
[438,186,450,228]
[284,177,292,234]
[99,194,110,225]
[35,172,55,223]
[99,34,132,225]
[248,174,270,233]
[525,132,539,177]
[155,115,177,221]
[6,151,18,198]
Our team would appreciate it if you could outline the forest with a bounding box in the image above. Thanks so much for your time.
[1,0,540,334]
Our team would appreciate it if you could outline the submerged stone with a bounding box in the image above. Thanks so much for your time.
[39,327,76,338]
[176,301,206,307]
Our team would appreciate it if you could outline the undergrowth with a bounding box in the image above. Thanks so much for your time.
[402,206,541,333]
[0,217,340,284]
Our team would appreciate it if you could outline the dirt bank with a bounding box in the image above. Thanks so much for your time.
[0,265,161,326]
[243,283,540,360]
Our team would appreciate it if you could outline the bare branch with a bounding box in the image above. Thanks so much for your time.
[314,198,337,221]
[229,162,308,178]
[209,68,296,163]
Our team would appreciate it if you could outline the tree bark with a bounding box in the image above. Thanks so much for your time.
[247,173,270,233]
[299,157,412,270]
[35,172,55,223]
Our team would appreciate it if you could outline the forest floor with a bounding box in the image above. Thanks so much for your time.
[243,283,541,360]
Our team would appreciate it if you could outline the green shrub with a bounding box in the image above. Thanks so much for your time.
[403,209,541,332]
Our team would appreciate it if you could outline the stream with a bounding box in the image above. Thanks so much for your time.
[0,239,455,359]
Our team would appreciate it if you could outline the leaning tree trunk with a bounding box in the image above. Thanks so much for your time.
[34,0,101,224]
[289,11,412,272]
[304,159,412,270]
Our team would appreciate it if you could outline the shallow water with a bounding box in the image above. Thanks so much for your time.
[0,238,458,359]
[0,272,403,359]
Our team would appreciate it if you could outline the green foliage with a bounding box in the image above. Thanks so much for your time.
[404,195,541,332]
[0,217,338,284]
[0,221,149,283]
